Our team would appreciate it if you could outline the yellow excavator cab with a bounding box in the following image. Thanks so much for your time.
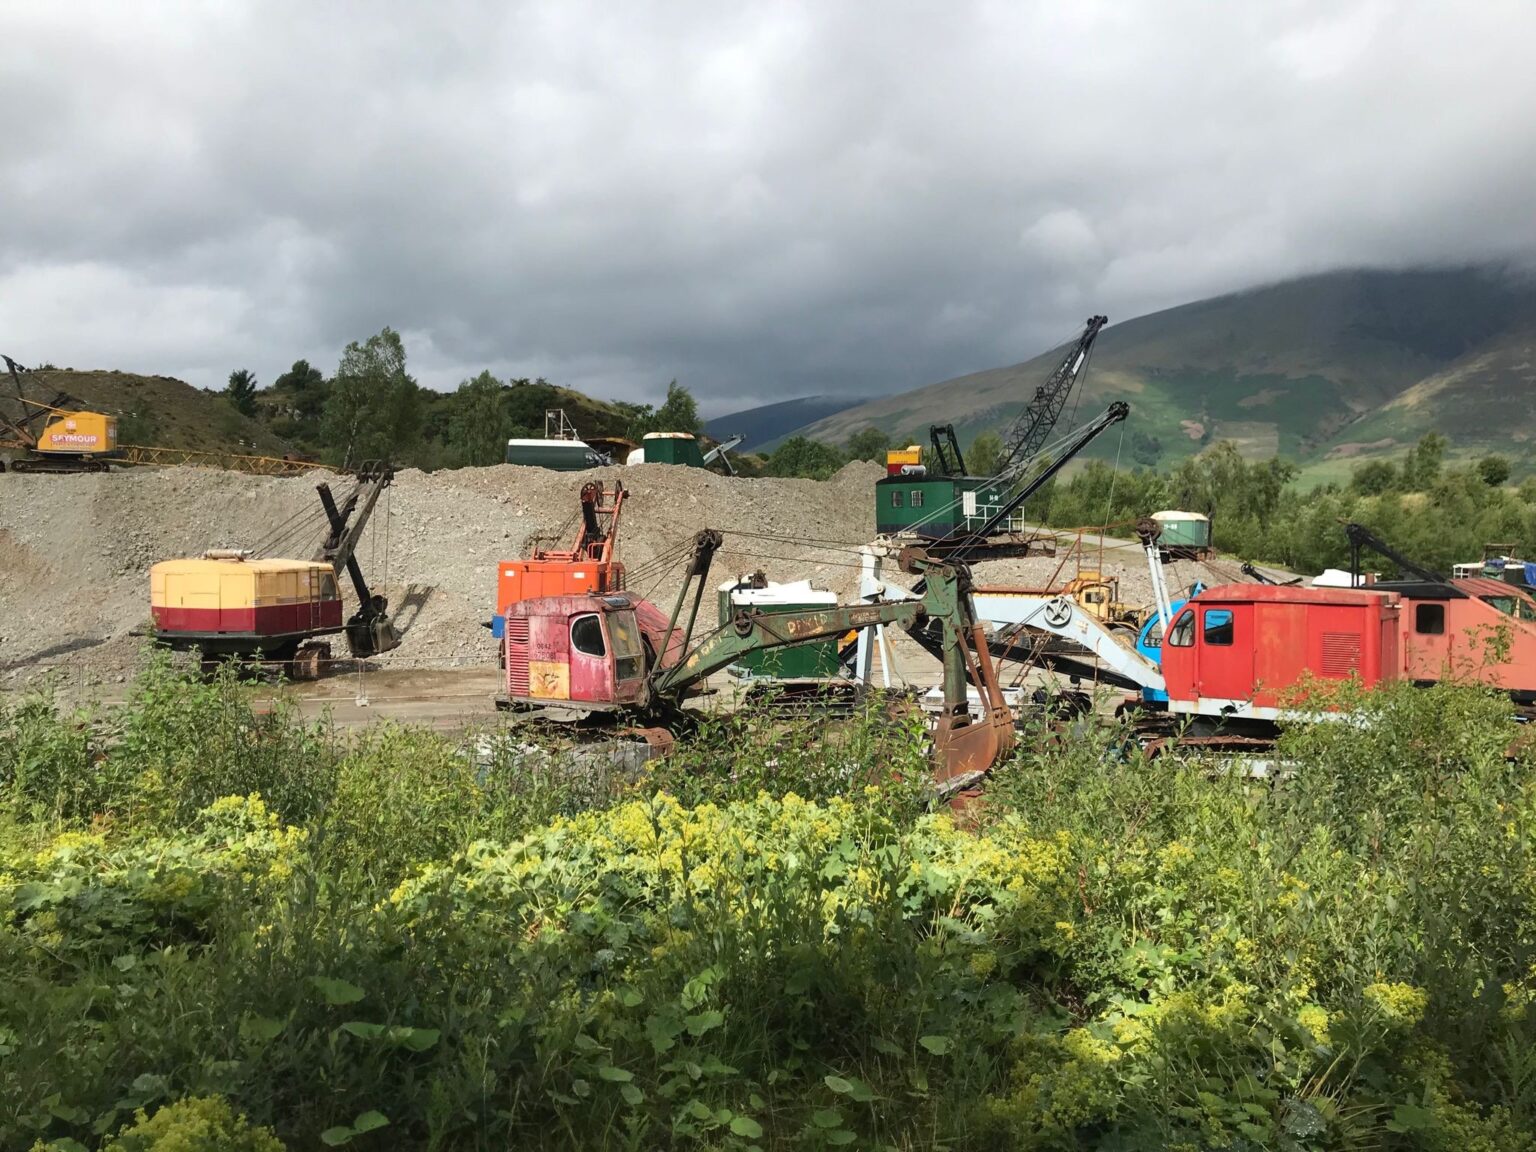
[36,410,118,456]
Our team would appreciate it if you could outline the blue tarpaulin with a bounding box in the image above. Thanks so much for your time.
[1525,561,1536,588]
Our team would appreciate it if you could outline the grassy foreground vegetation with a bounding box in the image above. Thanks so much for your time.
[4,660,1536,1150]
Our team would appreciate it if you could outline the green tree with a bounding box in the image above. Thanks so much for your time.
[1129,430,1163,468]
[648,381,702,434]
[966,430,1005,477]
[767,436,846,480]
[271,359,328,418]
[323,327,423,469]
[446,371,511,466]
[844,426,891,463]
[225,368,257,416]
[1401,432,1447,489]
[1349,459,1398,495]
[1477,454,1512,487]
[263,359,329,445]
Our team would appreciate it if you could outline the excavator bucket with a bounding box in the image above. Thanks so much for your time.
[345,602,401,658]
[930,707,1016,798]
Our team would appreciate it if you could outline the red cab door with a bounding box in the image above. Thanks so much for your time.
[1161,606,1198,704]
[1194,603,1255,704]
[568,612,615,703]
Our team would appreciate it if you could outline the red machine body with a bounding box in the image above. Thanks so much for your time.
[496,482,626,625]
[502,591,686,710]
[1388,577,1536,703]
[1160,584,1402,722]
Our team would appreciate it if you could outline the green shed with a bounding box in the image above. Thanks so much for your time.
[874,475,1021,539]
[716,577,841,680]
[638,433,707,467]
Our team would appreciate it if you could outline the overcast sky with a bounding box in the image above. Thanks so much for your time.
[3,1,1535,414]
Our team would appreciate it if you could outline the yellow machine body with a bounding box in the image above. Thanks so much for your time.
[150,557,343,649]
[36,410,118,456]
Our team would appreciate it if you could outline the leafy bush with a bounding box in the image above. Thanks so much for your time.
[101,1095,286,1152]
[3,671,1536,1148]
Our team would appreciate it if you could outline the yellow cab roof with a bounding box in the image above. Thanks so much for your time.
[150,556,333,576]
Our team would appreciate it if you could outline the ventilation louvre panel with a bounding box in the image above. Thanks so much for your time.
[1320,631,1361,677]
[506,618,531,696]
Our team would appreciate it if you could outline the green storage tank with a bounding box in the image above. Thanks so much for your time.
[639,433,707,467]
[716,577,840,680]
[1150,510,1213,556]
[504,439,603,470]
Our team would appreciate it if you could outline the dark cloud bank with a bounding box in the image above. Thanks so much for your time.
[3,0,1535,413]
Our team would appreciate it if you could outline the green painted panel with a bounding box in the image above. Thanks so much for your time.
[716,589,840,679]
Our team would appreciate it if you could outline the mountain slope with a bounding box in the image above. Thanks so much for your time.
[705,395,863,452]
[795,267,1536,473]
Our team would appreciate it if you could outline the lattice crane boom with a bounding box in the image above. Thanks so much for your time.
[997,314,1107,477]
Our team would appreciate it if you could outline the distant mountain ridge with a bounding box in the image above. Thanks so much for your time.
[704,394,862,452]
[790,266,1536,479]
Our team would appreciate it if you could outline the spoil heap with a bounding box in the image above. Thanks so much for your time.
[0,462,885,675]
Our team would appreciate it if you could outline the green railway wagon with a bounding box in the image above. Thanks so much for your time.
[1150,510,1213,558]
[875,475,1019,539]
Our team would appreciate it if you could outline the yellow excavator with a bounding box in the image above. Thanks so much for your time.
[1,355,328,477]
[0,355,120,473]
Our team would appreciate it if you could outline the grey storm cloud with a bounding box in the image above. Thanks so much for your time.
[3,0,1536,413]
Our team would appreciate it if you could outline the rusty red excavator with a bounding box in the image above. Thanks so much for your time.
[498,528,1016,797]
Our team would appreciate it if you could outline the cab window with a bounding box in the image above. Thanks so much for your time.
[608,610,645,682]
[320,573,339,600]
[1166,608,1195,648]
[891,491,904,508]
[1203,608,1234,646]
[1522,599,1536,623]
[1415,603,1445,635]
[571,614,606,657]
[1483,595,1517,617]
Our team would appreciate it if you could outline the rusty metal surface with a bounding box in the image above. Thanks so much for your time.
[1139,733,1277,759]
[622,726,677,756]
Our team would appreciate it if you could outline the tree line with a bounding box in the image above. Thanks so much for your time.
[1036,433,1536,576]
[223,327,706,471]
[222,326,927,478]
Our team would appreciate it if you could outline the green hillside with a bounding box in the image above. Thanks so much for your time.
[5,366,293,455]
[796,267,1536,476]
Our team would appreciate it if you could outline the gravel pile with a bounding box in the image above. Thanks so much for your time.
[0,461,887,677]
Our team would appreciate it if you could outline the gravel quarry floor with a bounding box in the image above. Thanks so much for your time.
[0,460,1288,710]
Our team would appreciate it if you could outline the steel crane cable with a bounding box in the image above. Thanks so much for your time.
[249,501,331,558]
[263,472,367,558]
[1101,420,1126,530]
[245,486,334,554]
[1063,336,1098,435]
[260,471,368,559]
